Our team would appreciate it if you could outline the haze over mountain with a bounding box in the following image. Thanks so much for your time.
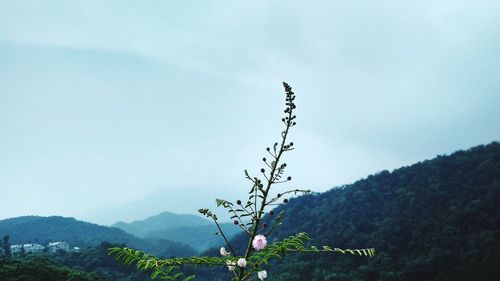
[112,211,240,252]
[79,188,243,225]
[112,211,211,234]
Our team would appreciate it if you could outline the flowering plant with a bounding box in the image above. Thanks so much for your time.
[109,83,374,280]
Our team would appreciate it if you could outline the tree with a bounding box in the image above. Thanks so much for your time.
[20,244,26,258]
[2,235,11,260]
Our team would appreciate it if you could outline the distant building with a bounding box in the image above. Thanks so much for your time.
[10,243,45,255]
[47,241,70,253]
[10,244,23,254]
[23,243,45,253]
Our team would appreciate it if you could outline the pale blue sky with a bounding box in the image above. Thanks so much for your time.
[1,1,499,223]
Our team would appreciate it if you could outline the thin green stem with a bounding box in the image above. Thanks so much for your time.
[212,218,237,256]
[237,83,295,280]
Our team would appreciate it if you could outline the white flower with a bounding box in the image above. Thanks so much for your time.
[220,247,230,256]
[237,258,247,268]
[258,270,267,280]
[252,234,267,250]
[226,260,236,271]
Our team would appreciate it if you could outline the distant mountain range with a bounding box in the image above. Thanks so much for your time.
[112,211,240,252]
[0,211,240,256]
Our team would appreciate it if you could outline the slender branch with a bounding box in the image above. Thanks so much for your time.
[212,218,237,256]
[238,82,296,280]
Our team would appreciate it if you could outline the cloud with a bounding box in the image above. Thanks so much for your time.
[0,0,499,221]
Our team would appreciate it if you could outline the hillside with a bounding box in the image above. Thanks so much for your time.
[113,212,239,252]
[200,142,500,280]
[0,257,104,281]
[112,211,210,236]
[0,216,196,258]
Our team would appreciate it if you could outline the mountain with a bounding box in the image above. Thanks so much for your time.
[200,142,500,280]
[112,211,240,252]
[0,216,196,258]
[112,211,211,236]
[79,187,245,225]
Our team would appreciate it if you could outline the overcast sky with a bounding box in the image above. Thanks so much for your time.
[1,0,499,222]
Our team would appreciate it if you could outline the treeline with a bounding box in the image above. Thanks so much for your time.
[0,257,104,281]
[0,242,153,281]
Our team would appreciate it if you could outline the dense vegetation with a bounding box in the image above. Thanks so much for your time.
[112,212,239,252]
[0,216,196,258]
[0,242,153,281]
[0,257,104,281]
[200,142,500,280]
[50,242,152,281]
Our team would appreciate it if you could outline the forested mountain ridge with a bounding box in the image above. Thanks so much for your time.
[0,216,196,258]
[201,142,500,280]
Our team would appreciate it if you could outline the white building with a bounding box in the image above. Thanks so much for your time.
[23,243,45,253]
[10,244,23,254]
[10,243,45,255]
[47,241,70,253]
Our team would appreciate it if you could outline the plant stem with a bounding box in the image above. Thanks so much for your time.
[213,218,237,256]
[237,84,295,280]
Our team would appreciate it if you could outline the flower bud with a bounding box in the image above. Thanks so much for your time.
[237,258,247,268]
[220,247,229,257]
[258,270,267,280]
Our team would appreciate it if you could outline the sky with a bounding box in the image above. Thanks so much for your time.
[1,0,499,224]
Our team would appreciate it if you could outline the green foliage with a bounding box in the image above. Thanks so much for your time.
[109,247,230,280]
[108,233,372,280]
[49,242,153,281]
[248,232,375,266]
[0,257,104,281]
